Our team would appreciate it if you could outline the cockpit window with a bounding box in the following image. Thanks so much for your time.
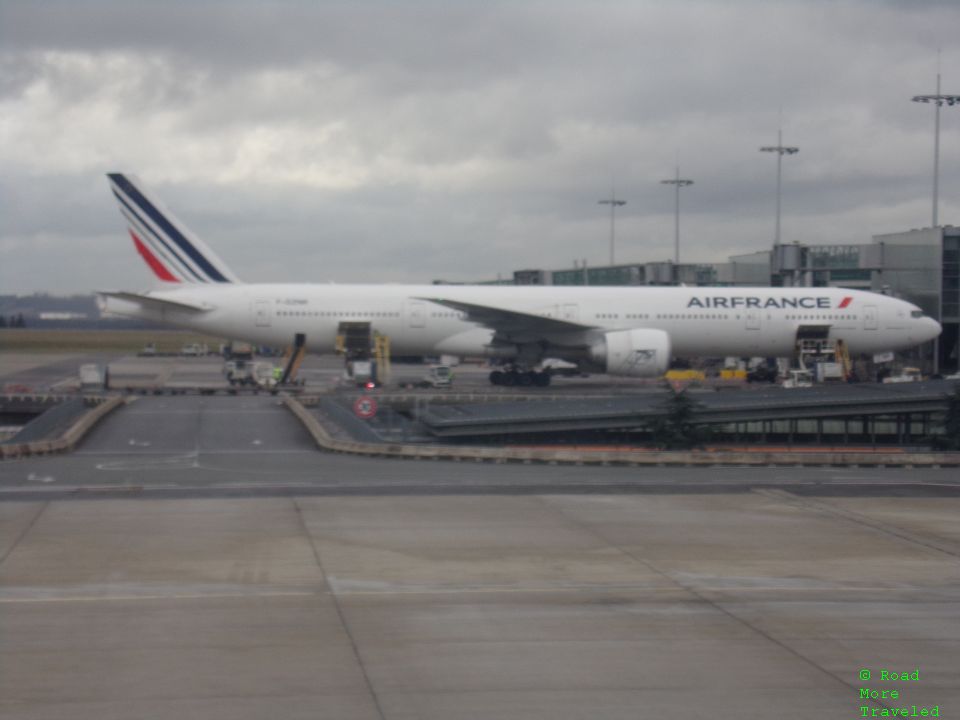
[911,310,924,318]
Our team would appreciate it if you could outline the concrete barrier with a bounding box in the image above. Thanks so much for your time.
[283,395,960,468]
[0,395,125,460]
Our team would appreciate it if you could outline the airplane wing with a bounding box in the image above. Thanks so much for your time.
[97,291,213,313]
[416,297,596,338]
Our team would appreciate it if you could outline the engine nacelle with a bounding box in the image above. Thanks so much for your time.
[588,328,671,377]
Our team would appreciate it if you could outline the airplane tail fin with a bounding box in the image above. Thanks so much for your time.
[106,173,241,284]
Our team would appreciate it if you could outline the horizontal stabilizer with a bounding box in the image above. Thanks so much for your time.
[97,291,213,313]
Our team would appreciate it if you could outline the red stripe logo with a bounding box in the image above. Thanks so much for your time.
[838,296,853,309]
[129,230,179,282]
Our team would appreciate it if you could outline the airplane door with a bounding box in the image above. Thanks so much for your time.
[407,300,426,328]
[253,299,271,327]
[864,305,878,330]
[562,304,579,322]
[745,310,761,331]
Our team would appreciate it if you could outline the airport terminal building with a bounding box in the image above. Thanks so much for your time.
[870,227,959,374]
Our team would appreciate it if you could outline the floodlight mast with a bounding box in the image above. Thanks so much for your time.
[912,68,959,228]
[598,192,626,265]
[760,130,799,246]
[660,167,694,264]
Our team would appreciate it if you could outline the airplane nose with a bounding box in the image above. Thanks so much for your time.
[926,317,942,341]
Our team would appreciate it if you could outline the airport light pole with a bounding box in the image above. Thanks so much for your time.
[912,61,958,375]
[573,258,589,285]
[912,70,959,228]
[760,130,799,245]
[660,167,694,264]
[598,192,626,265]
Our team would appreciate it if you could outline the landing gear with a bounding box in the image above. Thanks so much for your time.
[488,368,552,387]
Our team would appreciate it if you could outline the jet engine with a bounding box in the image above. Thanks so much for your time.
[587,328,671,377]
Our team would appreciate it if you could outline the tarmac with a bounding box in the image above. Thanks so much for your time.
[1,353,958,718]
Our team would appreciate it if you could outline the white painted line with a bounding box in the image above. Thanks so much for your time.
[25,473,55,484]
[328,584,905,596]
[74,449,318,456]
[0,590,321,604]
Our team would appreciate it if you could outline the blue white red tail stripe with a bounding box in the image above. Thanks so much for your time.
[107,173,240,284]
[129,230,179,282]
[110,174,229,282]
[115,198,197,281]
[114,195,207,282]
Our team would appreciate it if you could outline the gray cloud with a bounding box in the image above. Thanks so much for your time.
[0,0,958,293]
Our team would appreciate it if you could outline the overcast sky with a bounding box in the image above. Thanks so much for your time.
[1,0,958,294]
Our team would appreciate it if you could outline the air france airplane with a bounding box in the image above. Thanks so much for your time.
[99,173,941,386]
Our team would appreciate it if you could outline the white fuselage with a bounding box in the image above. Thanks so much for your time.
[103,284,940,362]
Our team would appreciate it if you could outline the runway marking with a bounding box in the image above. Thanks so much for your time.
[81,449,316,456]
[94,453,199,471]
[123,410,285,416]
[0,590,321,604]
[0,481,325,494]
[0,584,926,603]
[76,449,317,456]
[91,450,325,470]
[197,449,317,454]
[26,473,55,484]
[823,480,960,487]
[328,585,930,596]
